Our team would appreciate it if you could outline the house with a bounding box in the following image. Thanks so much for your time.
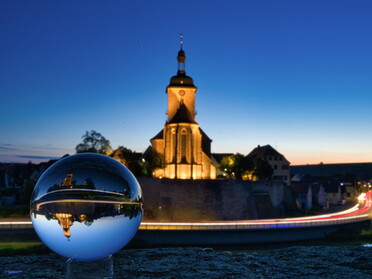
[291,183,312,210]
[291,182,328,210]
[310,182,328,208]
[247,145,290,185]
[111,148,128,166]
[0,168,13,189]
[323,182,342,205]
[340,182,357,201]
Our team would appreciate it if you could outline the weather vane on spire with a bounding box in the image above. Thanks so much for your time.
[180,34,184,49]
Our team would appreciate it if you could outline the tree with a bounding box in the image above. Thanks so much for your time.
[75,130,112,155]
[253,158,273,181]
[142,146,164,177]
[21,179,36,204]
[116,146,142,176]
[219,153,254,179]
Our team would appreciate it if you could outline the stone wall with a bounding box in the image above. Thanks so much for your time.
[138,178,291,221]
[3,246,371,279]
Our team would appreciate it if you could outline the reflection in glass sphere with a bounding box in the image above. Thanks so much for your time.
[30,153,143,261]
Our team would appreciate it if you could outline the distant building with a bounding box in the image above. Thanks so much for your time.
[150,39,215,179]
[291,163,372,181]
[342,182,357,200]
[111,148,128,166]
[0,168,16,205]
[290,164,360,204]
[291,183,312,210]
[247,145,290,185]
[323,182,342,205]
[29,169,42,182]
[0,169,13,189]
[291,182,328,210]
[311,182,328,208]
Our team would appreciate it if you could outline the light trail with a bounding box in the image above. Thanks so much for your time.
[138,191,372,230]
[0,221,32,225]
[2,191,371,231]
[141,215,369,227]
[44,189,126,196]
[35,199,140,210]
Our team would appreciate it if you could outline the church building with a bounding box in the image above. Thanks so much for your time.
[151,38,216,179]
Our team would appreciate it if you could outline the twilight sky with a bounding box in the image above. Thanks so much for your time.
[1,0,372,165]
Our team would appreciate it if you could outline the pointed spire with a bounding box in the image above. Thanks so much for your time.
[177,34,186,74]
[180,34,184,49]
[168,34,195,88]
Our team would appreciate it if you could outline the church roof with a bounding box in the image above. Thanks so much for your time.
[168,72,196,88]
[247,144,287,161]
[168,103,197,124]
[200,128,212,157]
[167,43,196,88]
[151,129,163,140]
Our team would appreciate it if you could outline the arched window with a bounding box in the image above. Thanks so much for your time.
[171,128,177,162]
[181,129,187,162]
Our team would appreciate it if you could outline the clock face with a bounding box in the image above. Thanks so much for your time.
[179,90,185,96]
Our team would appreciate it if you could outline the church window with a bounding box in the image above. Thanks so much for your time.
[181,129,187,162]
[172,129,177,162]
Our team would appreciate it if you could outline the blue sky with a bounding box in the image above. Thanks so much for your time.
[1,0,372,165]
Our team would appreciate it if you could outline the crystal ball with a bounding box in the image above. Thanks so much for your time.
[30,153,143,261]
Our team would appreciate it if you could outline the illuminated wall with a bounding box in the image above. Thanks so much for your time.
[150,46,215,179]
[152,122,216,179]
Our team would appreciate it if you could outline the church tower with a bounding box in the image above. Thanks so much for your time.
[166,36,197,123]
[151,36,216,179]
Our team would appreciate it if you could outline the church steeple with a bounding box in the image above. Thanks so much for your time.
[150,36,215,180]
[168,34,195,88]
[177,34,186,74]
[166,35,197,123]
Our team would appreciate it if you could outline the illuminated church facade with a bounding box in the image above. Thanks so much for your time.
[151,39,216,179]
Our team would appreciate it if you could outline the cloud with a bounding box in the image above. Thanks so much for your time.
[31,145,65,151]
[0,145,18,151]
[17,155,60,160]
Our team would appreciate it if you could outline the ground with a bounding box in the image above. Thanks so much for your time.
[1,246,371,278]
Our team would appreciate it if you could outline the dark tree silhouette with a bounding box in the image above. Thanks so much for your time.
[142,146,164,177]
[219,153,254,179]
[116,146,142,176]
[75,130,112,154]
[253,158,274,181]
[21,179,35,203]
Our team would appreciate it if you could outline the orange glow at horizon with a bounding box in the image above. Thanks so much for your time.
[285,151,372,166]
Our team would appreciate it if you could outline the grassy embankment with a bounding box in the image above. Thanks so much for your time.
[325,222,372,245]
[0,206,47,256]
[0,205,29,219]
[0,242,48,256]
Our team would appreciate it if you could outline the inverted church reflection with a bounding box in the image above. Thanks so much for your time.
[30,153,143,261]
[30,173,142,240]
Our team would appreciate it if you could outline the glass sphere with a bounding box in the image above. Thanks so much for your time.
[30,153,143,261]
